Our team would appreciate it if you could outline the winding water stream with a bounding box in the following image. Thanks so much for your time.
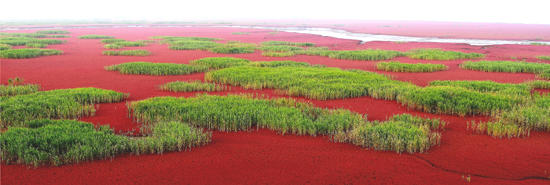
[3,25,550,46]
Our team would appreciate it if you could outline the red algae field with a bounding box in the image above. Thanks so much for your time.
[1,24,550,184]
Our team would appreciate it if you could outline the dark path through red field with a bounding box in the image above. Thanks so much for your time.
[1,26,549,184]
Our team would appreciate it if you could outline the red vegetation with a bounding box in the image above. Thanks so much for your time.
[1,26,549,184]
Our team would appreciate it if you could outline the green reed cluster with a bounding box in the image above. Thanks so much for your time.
[461,60,550,79]
[1,119,211,167]
[102,50,151,56]
[0,88,129,128]
[128,94,442,153]
[1,49,63,59]
[377,61,448,73]
[407,48,484,60]
[105,62,208,75]
[159,80,227,92]
[78,35,115,39]
[26,43,47,48]
[35,30,70,34]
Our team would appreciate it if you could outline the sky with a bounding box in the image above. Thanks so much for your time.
[1,0,548,24]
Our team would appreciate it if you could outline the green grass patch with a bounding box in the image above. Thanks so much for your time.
[129,94,442,153]
[524,80,550,89]
[261,41,315,47]
[469,105,550,138]
[206,66,524,116]
[208,46,255,54]
[189,57,250,69]
[188,57,318,70]
[461,60,550,80]
[407,48,484,60]
[105,62,208,75]
[336,120,441,153]
[102,50,151,56]
[48,35,70,38]
[159,80,227,92]
[376,61,448,73]
[1,84,41,97]
[262,52,295,57]
[0,33,48,38]
[78,35,115,39]
[35,30,70,34]
[293,49,406,61]
[0,37,64,46]
[111,42,146,47]
[259,46,303,52]
[0,88,128,128]
[150,36,222,41]
[101,39,126,44]
[1,119,211,166]
[537,56,550,61]
[26,43,47,48]
[530,43,548,45]
[267,32,279,34]
[104,44,124,49]
[135,40,156,43]
[168,40,222,50]
[429,80,532,97]
[232,32,250,35]
[0,49,63,59]
[0,44,12,50]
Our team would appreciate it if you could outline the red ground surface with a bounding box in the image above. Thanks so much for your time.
[1,26,550,184]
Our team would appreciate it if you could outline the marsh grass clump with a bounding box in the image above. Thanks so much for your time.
[259,46,303,52]
[78,35,115,39]
[102,50,151,56]
[206,66,524,116]
[208,46,254,54]
[111,41,146,47]
[0,88,129,128]
[189,57,251,69]
[0,37,64,46]
[336,120,441,153]
[262,52,295,57]
[35,30,70,34]
[26,43,47,48]
[429,80,532,97]
[461,60,550,79]
[293,49,406,61]
[1,119,211,167]
[188,57,316,69]
[261,41,315,47]
[524,80,550,89]
[0,44,12,50]
[1,77,40,96]
[0,84,41,97]
[136,40,156,43]
[207,43,257,54]
[168,40,222,50]
[469,104,550,138]
[48,35,70,38]
[159,80,227,92]
[537,56,550,61]
[232,32,250,35]
[376,61,448,73]
[387,114,447,130]
[101,39,126,44]
[105,62,209,75]
[530,43,548,46]
[0,49,63,59]
[0,33,48,38]
[129,94,442,153]
[104,44,124,49]
[149,36,222,41]
[407,48,484,60]
[267,32,279,34]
